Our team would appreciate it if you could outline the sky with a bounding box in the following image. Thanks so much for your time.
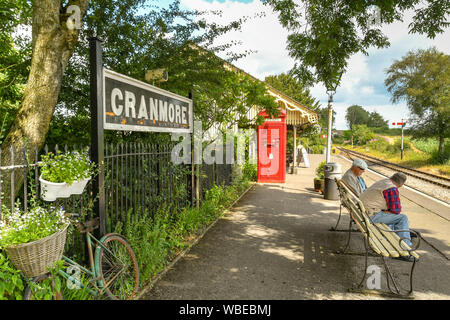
[170,0,450,130]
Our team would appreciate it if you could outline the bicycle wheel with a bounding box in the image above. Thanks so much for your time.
[24,274,64,300]
[97,234,139,300]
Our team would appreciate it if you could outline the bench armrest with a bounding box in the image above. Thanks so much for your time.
[371,223,421,252]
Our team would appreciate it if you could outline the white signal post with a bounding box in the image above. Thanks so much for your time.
[392,119,407,160]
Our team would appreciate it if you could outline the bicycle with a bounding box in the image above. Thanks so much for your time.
[24,215,140,300]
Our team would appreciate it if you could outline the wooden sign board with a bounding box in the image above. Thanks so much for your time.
[103,68,193,133]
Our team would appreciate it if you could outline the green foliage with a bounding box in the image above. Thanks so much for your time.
[0,205,70,249]
[413,138,450,165]
[315,161,326,180]
[242,161,258,182]
[39,149,95,185]
[0,254,91,300]
[367,138,392,154]
[351,124,375,145]
[346,105,369,129]
[264,73,321,110]
[368,111,389,129]
[264,0,449,93]
[301,133,326,154]
[412,138,440,153]
[0,0,32,145]
[114,177,252,291]
[0,252,25,300]
[385,47,450,158]
[45,0,273,147]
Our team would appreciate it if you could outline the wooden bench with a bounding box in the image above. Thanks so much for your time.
[335,178,421,298]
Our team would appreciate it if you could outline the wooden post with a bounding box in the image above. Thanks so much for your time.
[189,91,195,208]
[89,37,106,236]
[293,125,297,168]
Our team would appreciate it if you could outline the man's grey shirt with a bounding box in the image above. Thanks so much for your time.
[342,169,366,197]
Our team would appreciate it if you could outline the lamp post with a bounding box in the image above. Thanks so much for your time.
[326,91,334,163]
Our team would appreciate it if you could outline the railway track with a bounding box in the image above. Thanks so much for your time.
[337,147,450,190]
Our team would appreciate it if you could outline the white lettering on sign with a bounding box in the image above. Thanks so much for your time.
[111,88,123,116]
[110,92,190,124]
[103,68,192,133]
[168,103,175,122]
[159,100,168,122]
[149,97,158,120]
[181,105,187,124]
[125,90,136,118]
[137,95,148,119]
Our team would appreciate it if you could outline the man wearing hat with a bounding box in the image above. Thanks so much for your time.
[342,158,368,197]
[360,172,416,262]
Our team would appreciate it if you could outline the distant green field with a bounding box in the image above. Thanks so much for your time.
[411,137,442,153]
[338,135,450,176]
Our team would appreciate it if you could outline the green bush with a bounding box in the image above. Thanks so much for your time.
[315,161,326,179]
[0,252,25,300]
[368,138,391,153]
[430,146,450,165]
[242,161,257,181]
[352,125,375,145]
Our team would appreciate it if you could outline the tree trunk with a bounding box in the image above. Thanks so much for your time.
[0,0,89,201]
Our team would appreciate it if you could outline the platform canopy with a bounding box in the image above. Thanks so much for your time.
[265,85,319,127]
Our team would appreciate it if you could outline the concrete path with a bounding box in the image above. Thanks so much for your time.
[139,154,450,300]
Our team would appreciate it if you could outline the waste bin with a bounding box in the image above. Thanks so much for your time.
[323,162,342,200]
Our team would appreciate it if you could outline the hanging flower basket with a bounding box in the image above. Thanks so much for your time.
[4,224,69,278]
[40,175,91,201]
[38,149,94,202]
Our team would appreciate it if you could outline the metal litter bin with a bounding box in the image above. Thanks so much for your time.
[323,162,342,200]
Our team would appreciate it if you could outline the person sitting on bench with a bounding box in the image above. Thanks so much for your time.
[360,172,417,262]
[342,158,368,197]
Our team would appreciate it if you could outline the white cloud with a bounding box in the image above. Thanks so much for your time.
[180,0,449,129]
[181,0,295,80]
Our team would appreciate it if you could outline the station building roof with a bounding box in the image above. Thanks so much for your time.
[189,43,319,129]
[223,61,319,128]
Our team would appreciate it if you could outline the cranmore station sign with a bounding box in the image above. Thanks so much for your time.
[103,68,193,133]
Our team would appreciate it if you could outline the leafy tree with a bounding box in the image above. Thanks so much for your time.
[264,72,320,110]
[0,0,271,197]
[264,72,329,151]
[367,111,388,129]
[263,0,449,89]
[345,105,369,129]
[0,0,32,142]
[385,47,450,160]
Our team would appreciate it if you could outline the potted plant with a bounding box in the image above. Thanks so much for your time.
[314,160,326,193]
[39,149,95,201]
[0,205,71,277]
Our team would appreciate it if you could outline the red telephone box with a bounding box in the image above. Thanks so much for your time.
[257,109,287,183]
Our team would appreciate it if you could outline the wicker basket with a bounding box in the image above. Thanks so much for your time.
[5,224,69,278]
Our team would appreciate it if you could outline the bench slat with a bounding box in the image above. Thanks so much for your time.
[346,206,391,257]
[367,224,400,257]
[336,179,419,259]
[379,223,420,259]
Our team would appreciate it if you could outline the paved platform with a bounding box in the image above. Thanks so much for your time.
[139,154,450,300]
